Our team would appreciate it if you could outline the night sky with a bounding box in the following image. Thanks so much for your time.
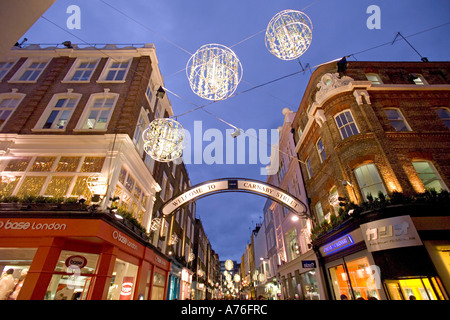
[23,0,450,260]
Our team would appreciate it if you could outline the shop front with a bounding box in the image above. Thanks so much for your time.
[0,214,170,300]
[167,260,182,300]
[315,213,449,300]
[278,249,325,300]
[180,267,193,300]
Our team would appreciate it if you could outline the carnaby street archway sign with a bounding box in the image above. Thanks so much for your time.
[160,178,308,217]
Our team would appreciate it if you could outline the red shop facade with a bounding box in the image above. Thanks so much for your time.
[0,212,170,300]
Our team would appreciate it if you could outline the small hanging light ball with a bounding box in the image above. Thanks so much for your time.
[86,173,108,196]
[265,9,313,60]
[142,118,185,162]
[186,44,243,101]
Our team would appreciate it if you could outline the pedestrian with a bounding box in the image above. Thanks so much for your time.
[9,269,28,300]
[340,294,348,300]
[0,269,15,300]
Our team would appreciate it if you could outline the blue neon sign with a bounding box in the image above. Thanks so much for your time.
[323,234,354,255]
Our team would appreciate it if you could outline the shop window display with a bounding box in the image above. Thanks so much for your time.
[107,258,138,300]
[0,176,21,197]
[385,277,443,300]
[45,250,99,300]
[151,272,166,300]
[0,248,36,300]
[299,270,321,300]
[328,256,380,300]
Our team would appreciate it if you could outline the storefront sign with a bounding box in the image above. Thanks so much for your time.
[119,277,134,300]
[0,219,67,231]
[112,230,138,251]
[323,234,354,256]
[65,255,87,269]
[360,215,422,252]
[155,255,168,268]
[301,260,316,268]
[161,178,307,216]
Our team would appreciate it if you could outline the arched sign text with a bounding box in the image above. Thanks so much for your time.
[161,178,308,217]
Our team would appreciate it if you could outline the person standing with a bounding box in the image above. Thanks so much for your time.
[0,269,15,300]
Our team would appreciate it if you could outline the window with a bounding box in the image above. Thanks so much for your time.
[435,108,450,129]
[383,108,411,131]
[133,108,150,154]
[305,157,313,178]
[63,58,99,82]
[328,186,340,214]
[365,73,383,84]
[277,156,286,182]
[36,93,81,130]
[107,258,139,300]
[412,161,447,192]
[99,58,131,82]
[10,58,50,82]
[0,60,17,80]
[328,255,381,300]
[316,138,326,163]
[315,202,324,224]
[78,93,118,130]
[285,228,299,261]
[0,93,25,128]
[409,73,427,85]
[354,163,386,200]
[335,110,359,139]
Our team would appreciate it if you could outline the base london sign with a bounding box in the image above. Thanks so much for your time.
[161,178,308,217]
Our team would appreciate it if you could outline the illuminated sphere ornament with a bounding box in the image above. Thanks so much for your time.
[265,9,313,60]
[224,259,234,271]
[143,118,185,162]
[86,173,108,196]
[186,44,243,101]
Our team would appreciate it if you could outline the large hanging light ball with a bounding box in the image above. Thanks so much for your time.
[143,118,185,162]
[186,44,243,101]
[265,9,313,60]
[86,173,108,196]
[224,259,234,271]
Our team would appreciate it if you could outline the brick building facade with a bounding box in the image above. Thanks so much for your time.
[292,60,450,300]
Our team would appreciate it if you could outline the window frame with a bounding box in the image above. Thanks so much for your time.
[316,138,327,163]
[0,91,26,130]
[383,108,412,132]
[365,73,383,85]
[0,58,18,81]
[305,156,313,179]
[34,92,82,131]
[62,58,100,83]
[412,160,448,192]
[133,107,150,155]
[409,73,428,85]
[334,110,360,140]
[97,57,132,83]
[9,57,51,83]
[435,107,450,129]
[75,92,119,131]
[353,163,387,201]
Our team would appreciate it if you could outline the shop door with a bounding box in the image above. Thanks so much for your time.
[326,251,382,300]
[385,277,445,300]
[328,264,353,300]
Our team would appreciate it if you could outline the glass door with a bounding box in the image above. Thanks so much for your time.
[328,264,353,300]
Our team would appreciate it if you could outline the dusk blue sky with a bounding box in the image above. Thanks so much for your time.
[22,0,450,261]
